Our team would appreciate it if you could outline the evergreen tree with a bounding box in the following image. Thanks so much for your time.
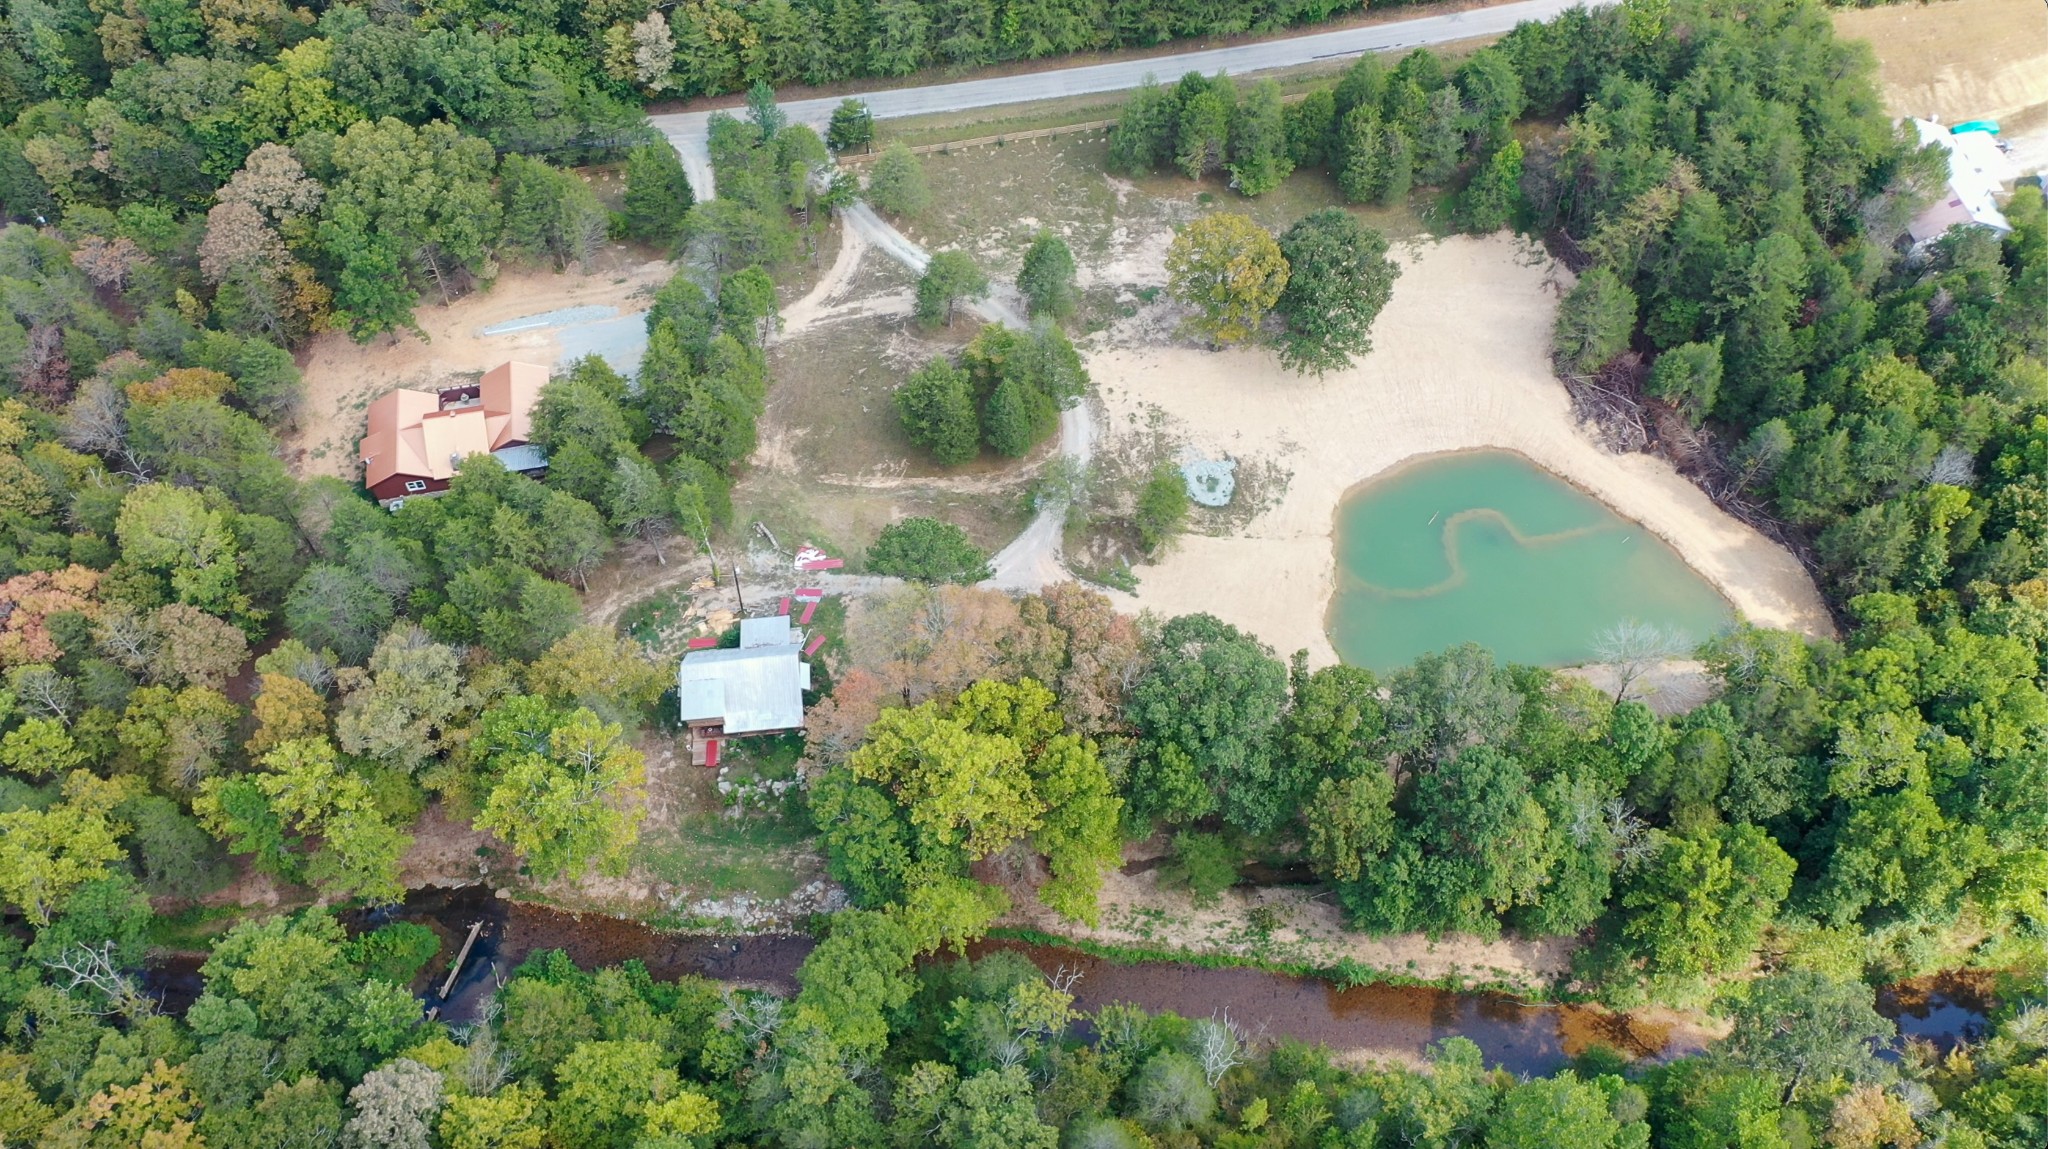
[622,144,695,247]
[865,141,931,217]
[1017,231,1078,321]
[1455,139,1524,232]
[1226,79,1291,197]
[895,357,980,465]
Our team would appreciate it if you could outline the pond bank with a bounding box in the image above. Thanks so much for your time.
[1092,234,1834,665]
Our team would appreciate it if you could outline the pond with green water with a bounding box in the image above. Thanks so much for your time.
[1328,451,1734,670]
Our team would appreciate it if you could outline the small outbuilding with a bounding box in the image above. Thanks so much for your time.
[358,361,549,506]
[676,615,813,767]
[1907,118,2020,242]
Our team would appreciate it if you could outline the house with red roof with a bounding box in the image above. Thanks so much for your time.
[357,361,549,506]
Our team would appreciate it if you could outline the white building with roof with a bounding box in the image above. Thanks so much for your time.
[676,615,812,767]
[1908,119,2021,243]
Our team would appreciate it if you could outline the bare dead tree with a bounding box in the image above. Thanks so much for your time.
[43,942,151,1017]
[721,988,786,1045]
[1190,1012,1247,1087]
[1591,618,1690,703]
[1044,964,1084,995]
[1607,799,1654,870]
[61,376,147,476]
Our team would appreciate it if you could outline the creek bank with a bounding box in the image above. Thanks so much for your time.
[147,887,1998,1076]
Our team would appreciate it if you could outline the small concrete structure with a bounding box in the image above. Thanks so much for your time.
[1181,457,1237,507]
[1908,118,2020,242]
[677,616,813,766]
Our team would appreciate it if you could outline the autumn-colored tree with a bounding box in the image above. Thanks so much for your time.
[125,367,234,407]
[37,1058,204,1148]
[804,667,892,767]
[525,627,669,715]
[334,626,466,774]
[246,671,329,756]
[144,602,250,689]
[845,584,1064,708]
[1165,213,1289,345]
[116,684,241,793]
[0,565,100,668]
[1036,582,1148,734]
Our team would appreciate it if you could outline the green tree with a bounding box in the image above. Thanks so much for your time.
[745,80,786,142]
[284,564,393,665]
[195,739,411,903]
[1125,613,1290,833]
[1354,746,1551,937]
[622,144,695,248]
[1719,972,1894,1097]
[1617,824,1793,979]
[1108,76,1178,176]
[827,99,873,153]
[1174,78,1233,180]
[865,517,991,583]
[916,251,990,328]
[322,118,500,309]
[1646,340,1724,424]
[497,155,607,272]
[1017,231,1078,322]
[475,708,648,881]
[718,266,779,346]
[1486,1072,1638,1149]
[941,1066,1057,1149]
[1274,208,1401,376]
[896,357,981,465]
[1336,106,1388,204]
[1455,139,1524,233]
[1165,213,1289,346]
[1227,79,1292,197]
[1554,265,1638,376]
[1134,464,1189,554]
[866,141,931,217]
[0,771,128,925]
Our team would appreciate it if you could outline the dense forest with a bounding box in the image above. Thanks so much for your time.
[3,0,2048,1143]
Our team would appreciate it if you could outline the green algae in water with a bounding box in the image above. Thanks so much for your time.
[1328,451,1734,671]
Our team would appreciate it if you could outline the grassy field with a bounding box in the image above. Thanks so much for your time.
[633,810,813,903]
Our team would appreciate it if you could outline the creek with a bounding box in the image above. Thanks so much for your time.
[147,887,1995,1076]
[1328,451,1734,670]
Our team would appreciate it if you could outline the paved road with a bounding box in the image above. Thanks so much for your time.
[652,0,1609,201]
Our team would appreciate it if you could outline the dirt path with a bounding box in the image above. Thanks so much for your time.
[1092,234,1835,666]
[778,221,872,337]
[835,201,1093,590]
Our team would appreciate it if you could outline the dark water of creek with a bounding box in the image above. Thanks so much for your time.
[145,887,1992,1076]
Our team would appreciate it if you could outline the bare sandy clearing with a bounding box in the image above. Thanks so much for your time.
[1835,0,2048,124]
[1090,234,1834,665]
[1008,843,1576,989]
[289,256,674,480]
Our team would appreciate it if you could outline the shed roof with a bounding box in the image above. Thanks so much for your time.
[1910,118,2018,240]
[677,643,811,735]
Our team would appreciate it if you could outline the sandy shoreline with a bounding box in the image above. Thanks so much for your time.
[1089,233,1834,666]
